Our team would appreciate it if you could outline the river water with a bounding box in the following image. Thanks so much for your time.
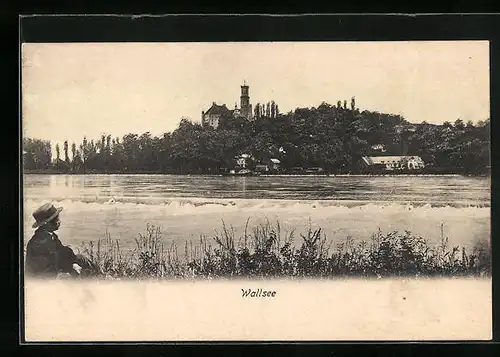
[22,174,491,253]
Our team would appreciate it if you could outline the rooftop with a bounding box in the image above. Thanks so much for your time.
[204,102,233,116]
[362,156,423,165]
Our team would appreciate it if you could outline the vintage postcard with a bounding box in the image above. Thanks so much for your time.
[21,40,491,341]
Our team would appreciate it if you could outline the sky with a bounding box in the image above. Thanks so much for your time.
[21,41,490,153]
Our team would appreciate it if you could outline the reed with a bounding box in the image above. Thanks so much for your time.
[78,220,491,279]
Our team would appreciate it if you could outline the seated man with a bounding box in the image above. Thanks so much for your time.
[25,203,102,279]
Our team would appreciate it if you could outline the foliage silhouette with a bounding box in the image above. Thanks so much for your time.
[23,102,490,175]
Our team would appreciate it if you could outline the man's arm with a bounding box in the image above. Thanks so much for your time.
[55,243,81,274]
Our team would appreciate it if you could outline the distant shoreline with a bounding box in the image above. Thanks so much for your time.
[22,170,490,177]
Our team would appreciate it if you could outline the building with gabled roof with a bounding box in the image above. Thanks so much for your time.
[361,155,425,171]
[201,102,233,129]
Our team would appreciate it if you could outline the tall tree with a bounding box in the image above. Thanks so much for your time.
[71,142,76,172]
[55,143,60,170]
[63,140,69,163]
[254,103,260,118]
[106,135,111,152]
[81,136,88,173]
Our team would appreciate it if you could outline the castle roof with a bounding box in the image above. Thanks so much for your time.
[204,102,232,116]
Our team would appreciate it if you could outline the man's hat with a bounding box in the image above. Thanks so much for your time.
[32,203,63,228]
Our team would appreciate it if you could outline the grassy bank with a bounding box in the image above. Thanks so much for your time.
[77,220,491,280]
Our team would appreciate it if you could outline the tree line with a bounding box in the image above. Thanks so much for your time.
[22,101,490,175]
[253,100,279,119]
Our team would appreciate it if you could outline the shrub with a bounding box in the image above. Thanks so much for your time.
[78,220,491,280]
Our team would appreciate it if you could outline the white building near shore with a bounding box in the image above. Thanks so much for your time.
[361,155,425,171]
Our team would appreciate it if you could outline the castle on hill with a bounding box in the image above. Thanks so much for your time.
[202,82,280,129]
[201,82,252,129]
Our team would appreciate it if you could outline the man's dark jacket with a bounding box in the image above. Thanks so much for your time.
[25,227,78,277]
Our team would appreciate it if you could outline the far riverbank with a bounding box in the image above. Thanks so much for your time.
[22,169,491,177]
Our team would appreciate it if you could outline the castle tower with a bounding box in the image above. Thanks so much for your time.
[240,81,252,120]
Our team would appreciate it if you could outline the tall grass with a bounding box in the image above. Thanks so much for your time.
[77,220,491,280]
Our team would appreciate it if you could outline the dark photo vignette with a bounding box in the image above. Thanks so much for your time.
[15,12,500,357]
